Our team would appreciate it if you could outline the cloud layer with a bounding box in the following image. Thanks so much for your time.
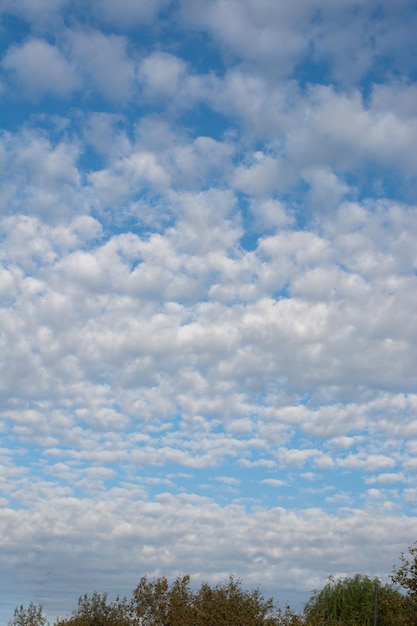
[1,0,416,622]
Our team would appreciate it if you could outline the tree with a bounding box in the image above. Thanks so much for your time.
[391,542,417,622]
[9,603,48,626]
[130,574,297,626]
[193,576,279,626]
[54,591,131,626]
[304,573,408,626]
[391,542,417,597]
[130,575,195,626]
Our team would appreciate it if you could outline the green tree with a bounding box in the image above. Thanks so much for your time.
[9,603,48,626]
[304,573,407,626]
[54,591,131,626]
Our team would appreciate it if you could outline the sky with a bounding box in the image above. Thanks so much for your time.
[0,0,417,622]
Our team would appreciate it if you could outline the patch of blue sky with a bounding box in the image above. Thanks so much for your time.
[0,13,29,49]
[97,196,175,241]
[140,463,272,505]
[174,26,227,75]
[292,51,331,91]
[0,84,128,135]
[347,165,416,204]
[179,102,232,144]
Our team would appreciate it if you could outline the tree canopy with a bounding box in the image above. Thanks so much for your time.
[54,591,131,626]
[304,573,409,626]
[129,575,296,626]
[391,541,417,622]
[9,603,48,626]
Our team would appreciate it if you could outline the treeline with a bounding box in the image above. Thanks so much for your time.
[9,543,417,626]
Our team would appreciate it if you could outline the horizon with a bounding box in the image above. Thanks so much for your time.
[1,1,417,624]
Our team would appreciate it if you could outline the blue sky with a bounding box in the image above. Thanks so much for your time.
[1,0,417,622]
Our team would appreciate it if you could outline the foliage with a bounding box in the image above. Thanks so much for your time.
[130,574,294,626]
[376,583,412,626]
[54,591,131,626]
[130,574,195,626]
[391,542,417,596]
[9,603,49,626]
[304,573,408,626]
[193,576,278,626]
[391,541,417,622]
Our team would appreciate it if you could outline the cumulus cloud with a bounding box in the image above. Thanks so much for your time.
[179,0,315,77]
[2,38,80,98]
[0,0,72,29]
[65,30,135,103]
[180,0,417,84]
[0,130,85,222]
[138,52,188,99]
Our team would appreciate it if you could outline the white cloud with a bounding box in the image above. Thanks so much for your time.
[371,81,417,121]
[315,0,417,83]
[181,0,417,85]
[88,150,171,208]
[233,152,287,196]
[365,473,406,485]
[83,113,131,159]
[284,85,417,174]
[138,52,188,99]
[180,0,314,77]
[0,130,85,222]
[66,30,135,103]
[205,69,300,139]
[249,199,294,230]
[168,136,234,189]
[277,448,320,468]
[1,491,415,621]
[0,0,71,29]
[90,0,171,28]
[338,454,396,472]
[302,167,351,212]
[262,478,286,487]
[2,38,80,98]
